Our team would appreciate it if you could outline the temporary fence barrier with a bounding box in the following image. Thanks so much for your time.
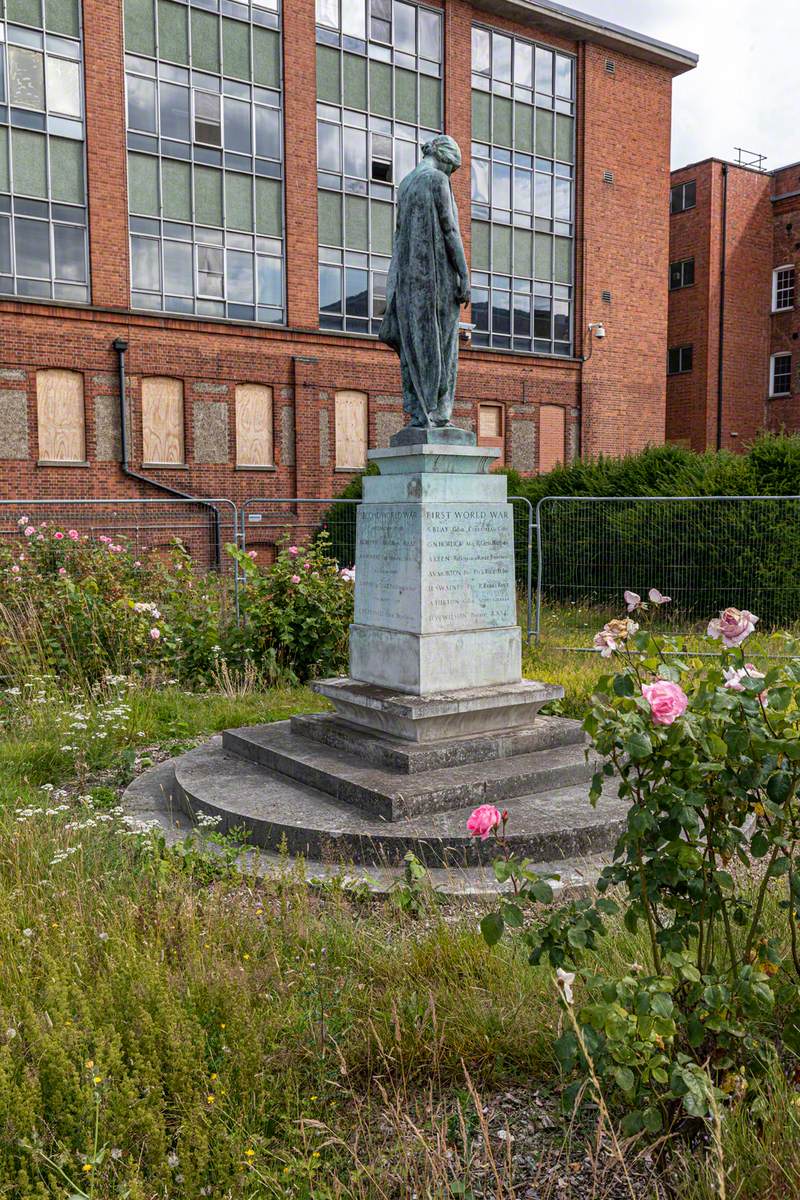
[535,495,800,648]
[241,495,536,641]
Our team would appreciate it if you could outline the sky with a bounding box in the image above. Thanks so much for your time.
[569,0,798,170]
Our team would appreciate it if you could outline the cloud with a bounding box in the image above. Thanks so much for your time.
[572,0,797,170]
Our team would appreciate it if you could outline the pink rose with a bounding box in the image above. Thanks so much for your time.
[288,546,299,557]
[641,680,688,726]
[593,618,639,658]
[54,532,64,540]
[290,574,301,584]
[67,530,79,541]
[466,804,503,840]
[58,567,67,577]
[149,627,160,640]
[247,550,257,559]
[707,607,758,648]
[24,526,35,537]
[10,565,20,575]
[304,561,312,570]
[624,590,641,612]
[648,588,671,605]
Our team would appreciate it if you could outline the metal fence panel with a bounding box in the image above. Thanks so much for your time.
[535,495,800,645]
[243,495,536,641]
[0,497,241,613]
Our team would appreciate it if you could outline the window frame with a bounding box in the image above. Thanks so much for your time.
[770,352,792,398]
[772,265,796,313]
[667,345,693,376]
[669,257,695,291]
[670,179,696,215]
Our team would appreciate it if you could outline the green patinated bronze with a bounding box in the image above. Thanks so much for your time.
[379,135,470,429]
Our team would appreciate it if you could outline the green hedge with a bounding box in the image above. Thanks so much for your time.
[327,435,800,625]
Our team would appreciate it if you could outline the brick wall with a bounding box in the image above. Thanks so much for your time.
[768,164,800,432]
[0,0,683,521]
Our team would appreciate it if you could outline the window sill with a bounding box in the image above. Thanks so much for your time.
[142,462,189,470]
[334,466,365,472]
[772,307,795,315]
[235,464,277,471]
[37,460,90,468]
[769,393,792,400]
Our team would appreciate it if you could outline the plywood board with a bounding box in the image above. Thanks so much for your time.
[236,383,273,466]
[479,403,503,439]
[335,390,368,469]
[36,369,85,462]
[539,404,565,474]
[141,377,184,465]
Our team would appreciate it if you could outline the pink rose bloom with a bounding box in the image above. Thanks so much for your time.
[466,804,503,840]
[287,546,299,557]
[134,561,142,568]
[67,530,79,541]
[290,574,301,584]
[54,532,64,540]
[648,588,671,605]
[340,567,355,582]
[642,680,688,726]
[58,567,67,577]
[624,590,641,613]
[707,607,758,648]
[247,550,257,559]
[24,526,35,537]
[10,565,20,575]
[149,627,160,640]
[303,561,312,570]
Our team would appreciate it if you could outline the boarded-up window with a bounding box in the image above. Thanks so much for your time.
[478,403,504,466]
[36,369,85,462]
[141,377,184,464]
[539,404,565,474]
[335,390,368,469]
[235,383,273,466]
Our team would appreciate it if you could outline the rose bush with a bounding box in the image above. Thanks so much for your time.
[480,592,800,1142]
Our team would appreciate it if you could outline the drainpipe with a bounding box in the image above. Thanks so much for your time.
[112,338,222,569]
[715,164,729,450]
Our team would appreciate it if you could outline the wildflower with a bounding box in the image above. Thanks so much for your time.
[149,627,160,640]
[86,1059,94,1069]
[98,931,109,942]
[466,804,503,840]
[5,1028,16,1039]
[93,1075,102,1084]
[210,1073,217,1081]
[290,574,301,584]
[82,1164,92,1174]
[642,680,688,726]
[707,606,758,647]
[556,968,575,1004]
[245,1148,255,1159]
[167,1153,180,1168]
[207,1094,215,1104]
[22,928,33,938]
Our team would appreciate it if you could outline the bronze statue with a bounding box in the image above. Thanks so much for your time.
[379,134,470,429]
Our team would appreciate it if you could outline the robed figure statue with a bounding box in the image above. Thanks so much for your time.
[379,134,470,429]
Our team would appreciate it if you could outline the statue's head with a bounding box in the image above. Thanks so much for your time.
[422,134,462,176]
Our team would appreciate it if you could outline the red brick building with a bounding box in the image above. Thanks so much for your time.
[0,0,695,529]
[667,157,800,451]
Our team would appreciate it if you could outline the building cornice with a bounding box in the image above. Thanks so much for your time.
[470,0,698,75]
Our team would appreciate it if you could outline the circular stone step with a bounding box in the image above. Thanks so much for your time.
[167,738,627,869]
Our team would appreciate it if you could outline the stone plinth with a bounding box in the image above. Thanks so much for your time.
[349,442,521,695]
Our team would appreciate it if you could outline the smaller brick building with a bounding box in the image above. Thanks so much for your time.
[666,157,800,451]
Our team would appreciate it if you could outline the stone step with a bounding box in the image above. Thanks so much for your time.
[289,711,586,775]
[123,754,611,898]
[222,720,598,821]
[173,741,627,869]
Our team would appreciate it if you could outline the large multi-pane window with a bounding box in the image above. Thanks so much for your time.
[315,0,443,334]
[470,25,575,356]
[0,0,88,302]
[123,0,284,324]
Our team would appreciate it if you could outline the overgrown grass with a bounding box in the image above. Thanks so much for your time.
[2,609,800,1196]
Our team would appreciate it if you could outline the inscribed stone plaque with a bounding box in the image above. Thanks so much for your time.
[354,503,516,635]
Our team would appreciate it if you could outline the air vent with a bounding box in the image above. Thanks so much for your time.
[601,290,612,304]
[605,58,616,74]
[603,169,614,185]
